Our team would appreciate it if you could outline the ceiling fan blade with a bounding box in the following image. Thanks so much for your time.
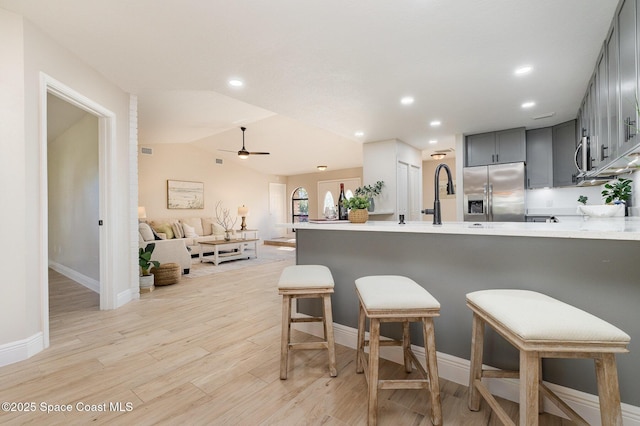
[248,152,270,155]
[218,149,237,153]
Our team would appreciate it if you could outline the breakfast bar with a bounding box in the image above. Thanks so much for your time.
[292,219,640,411]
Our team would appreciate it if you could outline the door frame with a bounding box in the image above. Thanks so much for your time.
[39,73,117,348]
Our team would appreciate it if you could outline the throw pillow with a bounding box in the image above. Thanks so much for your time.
[182,222,199,238]
[138,223,155,241]
[171,221,184,239]
[151,222,174,239]
[180,217,204,236]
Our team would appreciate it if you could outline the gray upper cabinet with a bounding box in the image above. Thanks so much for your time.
[525,128,553,189]
[596,49,609,165]
[607,23,619,161]
[466,128,525,167]
[619,0,638,153]
[552,120,578,187]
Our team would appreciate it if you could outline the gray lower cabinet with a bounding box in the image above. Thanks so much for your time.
[553,120,577,187]
[466,127,525,167]
[525,127,553,188]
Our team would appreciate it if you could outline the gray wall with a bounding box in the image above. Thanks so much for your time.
[296,229,639,406]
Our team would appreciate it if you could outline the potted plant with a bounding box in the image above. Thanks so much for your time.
[139,243,160,290]
[215,201,238,241]
[601,177,632,205]
[577,178,632,218]
[355,181,384,212]
[342,195,371,223]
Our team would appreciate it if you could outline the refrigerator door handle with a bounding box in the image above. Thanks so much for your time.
[487,183,493,222]
[483,183,489,221]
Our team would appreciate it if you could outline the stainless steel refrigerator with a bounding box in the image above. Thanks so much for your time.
[463,162,526,222]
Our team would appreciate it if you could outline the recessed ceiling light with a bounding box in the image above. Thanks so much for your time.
[430,120,441,127]
[401,96,414,105]
[521,101,536,109]
[429,140,438,144]
[514,65,533,76]
[354,131,364,137]
[228,79,244,87]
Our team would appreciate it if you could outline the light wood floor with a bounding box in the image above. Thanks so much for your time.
[0,256,572,425]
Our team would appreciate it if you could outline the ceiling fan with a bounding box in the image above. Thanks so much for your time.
[219,126,270,159]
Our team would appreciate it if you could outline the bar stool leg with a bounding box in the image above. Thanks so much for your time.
[519,350,540,426]
[402,321,412,373]
[368,318,381,426]
[323,294,337,377]
[468,312,485,411]
[356,302,366,374]
[280,294,292,380]
[423,318,442,426]
[595,353,623,426]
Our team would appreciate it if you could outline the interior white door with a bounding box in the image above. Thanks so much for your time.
[269,183,287,238]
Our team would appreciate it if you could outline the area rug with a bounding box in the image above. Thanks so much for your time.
[185,245,295,278]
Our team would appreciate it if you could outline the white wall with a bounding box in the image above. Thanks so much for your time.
[48,113,100,281]
[0,8,27,345]
[0,8,133,363]
[423,158,457,222]
[138,143,285,237]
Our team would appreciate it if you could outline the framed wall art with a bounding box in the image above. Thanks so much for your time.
[167,180,204,209]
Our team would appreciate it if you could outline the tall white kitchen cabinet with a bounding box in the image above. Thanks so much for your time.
[363,139,423,221]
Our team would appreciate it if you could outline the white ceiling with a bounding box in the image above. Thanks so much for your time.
[1,0,619,176]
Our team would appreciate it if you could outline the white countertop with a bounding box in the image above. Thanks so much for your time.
[287,218,640,241]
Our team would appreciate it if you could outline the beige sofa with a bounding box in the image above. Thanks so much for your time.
[138,217,238,275]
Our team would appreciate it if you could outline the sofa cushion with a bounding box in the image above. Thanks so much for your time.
[139,223,155,241]
[211,222,227,235]
[182,222,199,238]
[151,222,174,239]
[201,217,216,236]
[181,217,203,236]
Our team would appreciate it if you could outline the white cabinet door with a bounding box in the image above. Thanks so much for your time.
[409,165,422,221]
[397,162,409,215]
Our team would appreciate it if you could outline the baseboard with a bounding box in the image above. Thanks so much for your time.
[0,332,44,368]
[116,287,139,308]
[296,320,640,426]
[48,261,99,293]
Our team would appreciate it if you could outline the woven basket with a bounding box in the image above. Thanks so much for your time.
[348,209,369,223]
[152,262,181,286]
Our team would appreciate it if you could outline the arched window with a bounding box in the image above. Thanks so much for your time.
[323,191,336,218]
[291,187,309,223]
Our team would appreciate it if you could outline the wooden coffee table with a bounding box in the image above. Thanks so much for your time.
[198,238,259,266]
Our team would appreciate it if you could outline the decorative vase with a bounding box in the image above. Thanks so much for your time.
[368,198,375,212]
[224,230,232,241]
[348,209,369,223]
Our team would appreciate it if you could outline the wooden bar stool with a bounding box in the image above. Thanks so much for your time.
[355,275,442,426]
[466,289,630,426]
[278,265,337,380]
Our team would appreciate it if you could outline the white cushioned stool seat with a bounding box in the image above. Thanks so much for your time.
[278,265,337,380]
[355,275,442,425]
[278,265,334,290]
[466,289,630,343]
[355,275,440,311]
[466,289,630,426]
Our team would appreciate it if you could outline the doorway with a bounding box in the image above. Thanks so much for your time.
[269,183,287,238]
[39,74,117,348]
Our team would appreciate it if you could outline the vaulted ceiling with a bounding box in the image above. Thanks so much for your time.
[0,0,619,175]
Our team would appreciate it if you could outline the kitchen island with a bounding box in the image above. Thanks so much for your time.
[292,219,640,415]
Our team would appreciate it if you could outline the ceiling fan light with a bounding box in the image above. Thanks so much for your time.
[238,150,250,159]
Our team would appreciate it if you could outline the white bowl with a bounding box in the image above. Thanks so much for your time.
[577,204,625,217]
